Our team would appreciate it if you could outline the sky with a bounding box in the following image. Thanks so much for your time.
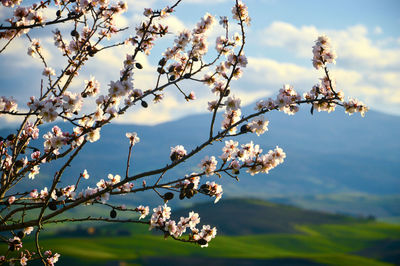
[0,0,399,127]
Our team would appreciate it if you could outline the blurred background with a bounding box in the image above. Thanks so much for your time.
[1,0,399,265]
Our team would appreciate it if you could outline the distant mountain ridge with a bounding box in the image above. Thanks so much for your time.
[1,106,400,216]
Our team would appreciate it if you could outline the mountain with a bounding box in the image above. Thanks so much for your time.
[2,106,400,216]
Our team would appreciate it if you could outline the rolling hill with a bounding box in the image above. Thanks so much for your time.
[14,198,400,266]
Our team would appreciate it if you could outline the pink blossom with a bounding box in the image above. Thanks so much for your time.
[199,156,217,176]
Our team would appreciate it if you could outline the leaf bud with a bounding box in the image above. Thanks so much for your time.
[197,239,207,245]
[158,58,166,66]
[70,30,79,38]
[163,192,174,201]
[48,201,57,211]
[6,134,15,141]
[157,67,165,74]
[17,231,25,239]
[240,124,250,133]
[168,65,175,73]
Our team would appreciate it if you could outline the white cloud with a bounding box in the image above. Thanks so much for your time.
[246,57,318,86]
[255,21,400,115]
[260,21,400,70]
[238,56,400,116]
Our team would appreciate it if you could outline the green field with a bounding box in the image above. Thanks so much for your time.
[17,222,398,266]
[5,199,397,266]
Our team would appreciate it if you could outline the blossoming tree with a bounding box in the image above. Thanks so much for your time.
[0,0,368,264]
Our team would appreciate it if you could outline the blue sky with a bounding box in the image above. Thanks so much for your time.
[0,0,399,126]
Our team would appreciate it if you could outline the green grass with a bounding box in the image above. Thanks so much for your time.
[15,222,399,265]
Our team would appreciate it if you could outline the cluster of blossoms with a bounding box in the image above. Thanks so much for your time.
[219,140,286,176]
[136,205,150,219]
[1,0,22,7]
[42,67,56,77]
[312,35,337,70]
[0,96,18,114]
[304,77,343,113]
[27,38,41,57]
[170,145,187,162]
[219,96,242,134]
[275,85,301,115]
[23,121,39,140]
[4,227,38,265]
[44,251,60,266]
[164,12,215,61]
[157,12,216,93]
[344,98,368,117]
[0,4,45,39]
[149,204,216,247]
[199,156,218,176]
[30,185,73,202]
[177,174,200,200]
[199,181,223,203]
[232,0,251,26]
[130,6,171,55]
[43,126,71,155]
[27,172,135,206]
[248,115,269,136]
[215,32,242,55]
[27,92,83,122]
[83,76,101,97]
